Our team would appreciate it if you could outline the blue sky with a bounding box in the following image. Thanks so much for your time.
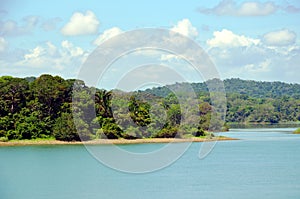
[1,0,300,88]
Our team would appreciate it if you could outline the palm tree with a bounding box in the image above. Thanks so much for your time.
[95,89,113,118]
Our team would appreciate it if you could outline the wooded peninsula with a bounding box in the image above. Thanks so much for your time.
[0,75,299,142]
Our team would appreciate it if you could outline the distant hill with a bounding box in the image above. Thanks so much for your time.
[143,78,300,124]
[145,78,300,99]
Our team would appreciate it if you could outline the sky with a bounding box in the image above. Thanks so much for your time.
[0,0,300,89]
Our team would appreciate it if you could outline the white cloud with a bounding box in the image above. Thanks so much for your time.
[24,46,45,60]
[0,16,40,37]
[46,41,58,56]
[206,29,300,83]
[263,29,296,46]
[0,37,7,52]
[19,41,87,72]
[61,40,84,57]
[93,27,123,45]
[244,59,271,72]
[207,29,260,48]
[237,1,276,16]
[171,19,198,38]
[198,0,278,16]
[61,11,99,36]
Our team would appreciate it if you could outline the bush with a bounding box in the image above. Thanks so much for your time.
[193,128,206,137]
[0,130,6,138]
[293,128,300,134]
[53,113,81,141]
[101,118,122,139]
[122,126,142,139]
[0,137,8,142]
[153,126,179,138]
[221,123,230,132]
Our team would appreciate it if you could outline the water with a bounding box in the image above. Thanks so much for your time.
[1,128,300,199]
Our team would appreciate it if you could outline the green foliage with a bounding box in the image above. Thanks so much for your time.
[101,118,122,139]
[166,104,181,126]
[0,76,29,116]
[147,78,300,99]
[53,113,80,141]
[194,128,206,137]
[122,126,142,139]
[31,74,67,119]
[153,126,179,138]
[180,124,205,137]
[14,108,50,139]
[148,78,300,125]
[128,95,151,127]
[293,128,300,134]
[0,137,8,142]
[0,74,299,142]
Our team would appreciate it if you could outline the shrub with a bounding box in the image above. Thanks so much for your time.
[293,128,300,134]
[53,113,81,141]
[154,126,179,138]
[0,137,8,142]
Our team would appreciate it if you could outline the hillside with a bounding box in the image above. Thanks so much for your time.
[144,78,300,124]
[145,78,300,99]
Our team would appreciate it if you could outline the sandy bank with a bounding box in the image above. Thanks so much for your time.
[0,137,237,147]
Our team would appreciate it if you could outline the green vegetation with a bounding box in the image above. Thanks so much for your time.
[147,78,300,124]
[293,128,300,134]
[0,75,299,142]
[147,78,300,99]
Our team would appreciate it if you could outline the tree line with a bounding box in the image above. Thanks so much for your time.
[146,78,300,124]
[147,78,300,99]
[0,75,215,141]
[0,75,299,142]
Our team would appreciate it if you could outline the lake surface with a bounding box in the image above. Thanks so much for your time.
[1,128,300,199]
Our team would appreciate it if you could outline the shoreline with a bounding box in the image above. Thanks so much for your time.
[0,137,237,147]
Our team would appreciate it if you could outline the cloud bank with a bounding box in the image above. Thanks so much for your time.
[198,0,300,16]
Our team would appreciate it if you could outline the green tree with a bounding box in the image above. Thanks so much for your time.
[53,112,82,141]
[0,76,29,116]
[128,95,151,127]
[31,74,67,119]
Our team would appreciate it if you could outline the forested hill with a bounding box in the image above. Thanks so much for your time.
[144,78,300,124]
[145,78,300,99]
[223,79,300,99]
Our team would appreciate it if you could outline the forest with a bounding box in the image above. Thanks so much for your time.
[0,75,299,141]
[147,78,300,124]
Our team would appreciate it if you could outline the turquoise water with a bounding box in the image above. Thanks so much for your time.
[1,128,300,199]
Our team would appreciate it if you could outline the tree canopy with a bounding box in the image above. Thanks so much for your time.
[0,75,299,141]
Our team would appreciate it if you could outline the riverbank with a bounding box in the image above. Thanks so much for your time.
[0,136,237,146]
